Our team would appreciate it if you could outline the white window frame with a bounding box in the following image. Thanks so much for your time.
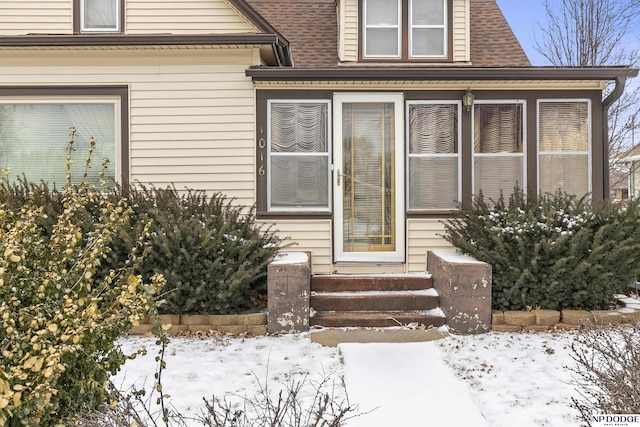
[471,99,527,198]
[0,96,122,185]
[536,99,592,197]
[409,0,448,58]
[363,0,402,58]
[267,99,332,213]
[406,100,462,211]
[80,0,121,33]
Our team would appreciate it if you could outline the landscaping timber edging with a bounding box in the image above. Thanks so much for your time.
[127,313,268,335]
[491,294,640,332]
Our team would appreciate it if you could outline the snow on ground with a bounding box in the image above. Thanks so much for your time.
[114,329,585,426]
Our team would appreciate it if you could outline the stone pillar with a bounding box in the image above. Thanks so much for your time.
[267,252,311,334]
[427,250,492,334]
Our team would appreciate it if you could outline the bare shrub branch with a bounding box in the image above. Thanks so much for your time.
[569,324,640,426]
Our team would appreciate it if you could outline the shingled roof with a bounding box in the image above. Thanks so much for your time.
[470,0,530,66]
[246,0,530,68]
[246,0,338,68]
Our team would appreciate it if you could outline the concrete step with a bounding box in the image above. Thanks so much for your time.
[311,289,439,312]
[310,310,446,328]
[311,273,433,292]
[309,328,447,346]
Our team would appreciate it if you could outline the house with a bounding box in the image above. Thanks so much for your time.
[0,0,637,279]
[619,144,640,200]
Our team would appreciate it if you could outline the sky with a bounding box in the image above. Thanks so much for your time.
[496,0,551,65]
[497,0,640,67]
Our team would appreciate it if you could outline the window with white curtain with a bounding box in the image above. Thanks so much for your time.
[267,100,331,212]
[0,100,117,187]
[362,0,447,59]
[538,100,591,197]
[81,0,120,32]
[473,102,525,201]
[407,101,460,210]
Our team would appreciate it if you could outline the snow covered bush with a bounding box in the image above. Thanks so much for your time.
[444,189,640,310]
[0,134,164,426]
[104,185,288,315]
[0,169,288,317]
[570,325,640,426]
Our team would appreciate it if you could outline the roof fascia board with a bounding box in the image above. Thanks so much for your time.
[0,34,281,47]
[245,67,639,81]
[227,0,292,66]
[227,0,285,39]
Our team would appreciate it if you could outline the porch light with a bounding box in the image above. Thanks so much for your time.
[463,89,474,112]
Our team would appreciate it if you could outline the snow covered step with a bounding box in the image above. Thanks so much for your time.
[309,273,442,328]
[311,289,439,312]
[310,310,446,328]
[311,273,433,292]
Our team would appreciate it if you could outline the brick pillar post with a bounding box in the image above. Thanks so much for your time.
[427,250,492,334]
[267,252,311,334]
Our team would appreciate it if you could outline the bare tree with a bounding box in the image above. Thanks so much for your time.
[535,0,640,192]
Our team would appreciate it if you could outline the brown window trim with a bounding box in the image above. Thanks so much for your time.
[0,85,130,183]
[73,0,125,34]
[256,89,604,219]
[255,90,333,220]
[358,0,454,63]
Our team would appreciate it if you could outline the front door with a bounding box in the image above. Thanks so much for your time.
[333,93,405,263]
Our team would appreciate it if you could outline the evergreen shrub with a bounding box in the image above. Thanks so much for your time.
[105,185,288,315]
[0,181,288,316]
[443,189,640,311]
[0,160,163,425]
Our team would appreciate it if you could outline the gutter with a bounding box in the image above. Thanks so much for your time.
[602,76,628,198]
[246,66,638,81]
[0,34,293,67]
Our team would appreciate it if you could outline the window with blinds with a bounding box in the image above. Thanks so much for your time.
[0,100,117,186]
[407,101,460,210]
[473,102,525,201]
[268,100,331,212]
[538,100,590,197]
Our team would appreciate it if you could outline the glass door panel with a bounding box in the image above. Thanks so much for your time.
[334,93,404,263]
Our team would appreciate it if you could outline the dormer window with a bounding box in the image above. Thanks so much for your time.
[77,0,123,33]
[361,0,449,61]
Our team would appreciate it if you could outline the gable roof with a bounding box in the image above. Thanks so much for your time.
[247,0,530,68]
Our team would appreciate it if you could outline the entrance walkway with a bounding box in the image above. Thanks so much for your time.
[340,341,490,427]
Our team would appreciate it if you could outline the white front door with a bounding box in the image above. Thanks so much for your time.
[333,93,405,263]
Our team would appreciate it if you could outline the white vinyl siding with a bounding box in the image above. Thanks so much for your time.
[472,101,526,201]
[0,0,72,35]
[0,0,257,36]
[537,99,591,197]
[452,0,469,61]
[339,0,360,62]
[407,219,453,273]
[126,0,257,34]
[260,219,452,274]
[0,48,258,206]
[407,101,461,211]
[261,220,333,274]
